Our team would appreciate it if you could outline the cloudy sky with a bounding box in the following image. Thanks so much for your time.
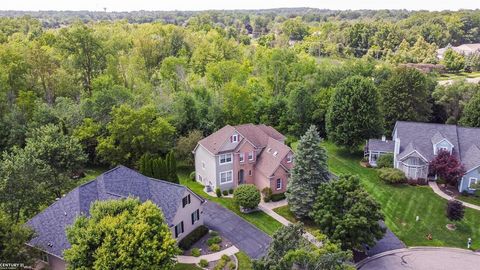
[1,0,479,12]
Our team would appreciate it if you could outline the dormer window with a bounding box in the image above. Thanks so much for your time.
[287,153,293,163]
[231,134,238,143]
[273,151,278,157]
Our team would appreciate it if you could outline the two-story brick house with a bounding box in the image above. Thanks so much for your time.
[193,124,294,194]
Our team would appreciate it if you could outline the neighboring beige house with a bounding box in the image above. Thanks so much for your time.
[437,43,480,59]
[27,166,205,270]
[193,124,294,194]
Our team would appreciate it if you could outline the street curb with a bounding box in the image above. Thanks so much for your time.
[356,246,480,269]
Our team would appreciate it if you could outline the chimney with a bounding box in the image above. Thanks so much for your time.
[382,135,386,142]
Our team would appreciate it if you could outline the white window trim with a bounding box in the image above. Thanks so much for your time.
[469,177,478,189]
[287,154,293,163]
[175,222,184,238]
[219,153,233,164]
[232,134,238,143]
[276,179,282,190]
[239,153,245,163]
[220,170,233,184]
[248,151,254,161]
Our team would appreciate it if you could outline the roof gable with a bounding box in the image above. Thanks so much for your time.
[26,166,202,258]
[256,137,293,177]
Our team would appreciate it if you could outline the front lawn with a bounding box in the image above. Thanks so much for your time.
[179,171,283,236]
[272,206,318,233]
[457,194,480,207]
[236,251,253,270]
[322,141,480,250]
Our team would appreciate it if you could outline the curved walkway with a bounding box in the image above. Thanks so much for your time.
[177,246,239,264]
[429,181,480,211]
[357,247,480,270]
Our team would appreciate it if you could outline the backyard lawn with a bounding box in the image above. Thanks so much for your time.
[322,141,480,250]
[178,171,283,236]
[438,71,480,80]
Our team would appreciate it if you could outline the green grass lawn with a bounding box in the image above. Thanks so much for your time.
[178,171,283,236]
[322,141,480,250]
[457,194,480,207]
[438,71,480,80]
[272,205,318,233]
[236,251,253,270]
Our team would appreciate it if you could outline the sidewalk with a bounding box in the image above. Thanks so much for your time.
[258,202,322,247]
[176,245,239,264]
[429,181,480,211]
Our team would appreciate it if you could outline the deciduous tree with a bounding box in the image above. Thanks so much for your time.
[429,150,465,186]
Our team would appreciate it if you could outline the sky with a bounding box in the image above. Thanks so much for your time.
[1,0,479,12]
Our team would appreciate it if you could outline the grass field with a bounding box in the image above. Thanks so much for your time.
[236,251,253,270]
[321,141,480,250]
[173,263,202,270]
[438,71,480,80]
[457,194,480,207]
[178,171,283,236]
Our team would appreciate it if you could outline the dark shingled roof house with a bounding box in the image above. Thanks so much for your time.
[26,166,205,270]
[366,121,480,193]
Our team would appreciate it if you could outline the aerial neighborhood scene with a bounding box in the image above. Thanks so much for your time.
[1,1,480,270]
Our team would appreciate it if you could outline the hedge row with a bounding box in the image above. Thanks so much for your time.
[178,225,209,250]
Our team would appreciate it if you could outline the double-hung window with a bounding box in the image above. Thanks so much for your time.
[219,154,232,164]
[182,194,191,208]
[469,178,478,189]
[231,134,238,143]
[248,151,254,161]
[239,153,245,163]
[174,221,184,238]
[191,209,200,225]
[276,179,282,190]
[220,171,233,184]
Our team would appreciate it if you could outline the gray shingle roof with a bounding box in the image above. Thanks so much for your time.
[26,165,202,259]
[367,139,395,153]
[393,121,480,171]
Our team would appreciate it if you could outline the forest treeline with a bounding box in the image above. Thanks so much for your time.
[1,10,480,232]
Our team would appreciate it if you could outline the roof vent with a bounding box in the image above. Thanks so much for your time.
[47,242,53,247]
[267,148,272,153]
[273,151,278,157]
[64,211,67,216]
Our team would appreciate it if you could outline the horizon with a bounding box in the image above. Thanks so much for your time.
[1,0,479,12]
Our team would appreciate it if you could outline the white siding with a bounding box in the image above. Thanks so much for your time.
[194,145,217,190]
[171,190,204,241]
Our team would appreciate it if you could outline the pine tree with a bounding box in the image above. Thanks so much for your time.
[286,125,330,219]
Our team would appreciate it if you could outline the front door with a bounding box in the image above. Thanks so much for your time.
[238,169,244,185]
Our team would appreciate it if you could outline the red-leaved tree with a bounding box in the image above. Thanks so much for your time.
[429,150,466,186]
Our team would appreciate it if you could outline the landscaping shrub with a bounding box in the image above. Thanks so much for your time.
[207,236,222,246]
[270,192,286,202]
[227,261,236,270]
[446,200,465,221]
[262,187,272,202]
[233,184,260,210]
[178,225,209,250]
[222,190,229,196]
[213,255,231,270]
[376,153,394,168]
[189,171,196,181]
[191,248,201,257]
[228,189,234,194]
[407,178,418,186]
[216,188,222,197]
[199,259,209,268]
[417,178,428,185]
[209,230,219,237]
[209,244,220,252]
[378,168,406,184]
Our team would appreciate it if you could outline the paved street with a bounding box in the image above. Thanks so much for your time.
[203,201,272,259]
[358,247,480,270]
[366,221,406,256]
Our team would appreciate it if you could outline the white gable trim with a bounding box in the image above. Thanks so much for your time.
[234,128,259,149]
[465,164,480,174]
[399,149,429,163]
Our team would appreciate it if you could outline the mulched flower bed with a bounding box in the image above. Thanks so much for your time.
[185,231,233,256]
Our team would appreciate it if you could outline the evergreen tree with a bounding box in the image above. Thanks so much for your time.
[326,75,383,149]
[286,125,330,219]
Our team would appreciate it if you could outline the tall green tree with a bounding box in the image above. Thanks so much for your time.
[311,174,385,251]
[59,23,105,95]
[64,198,178,270]
[460,91,480,127]
[0,210,36,263]
[286,125,330,219]
[326,76,383,148]
[443,48,465,72]
[97,105,175,166]
[433,80,480,124]
[253,223,352,270]
[379,67,434,131]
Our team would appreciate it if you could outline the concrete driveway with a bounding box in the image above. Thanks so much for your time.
[203,201,272,259]
[358,247,480,270]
